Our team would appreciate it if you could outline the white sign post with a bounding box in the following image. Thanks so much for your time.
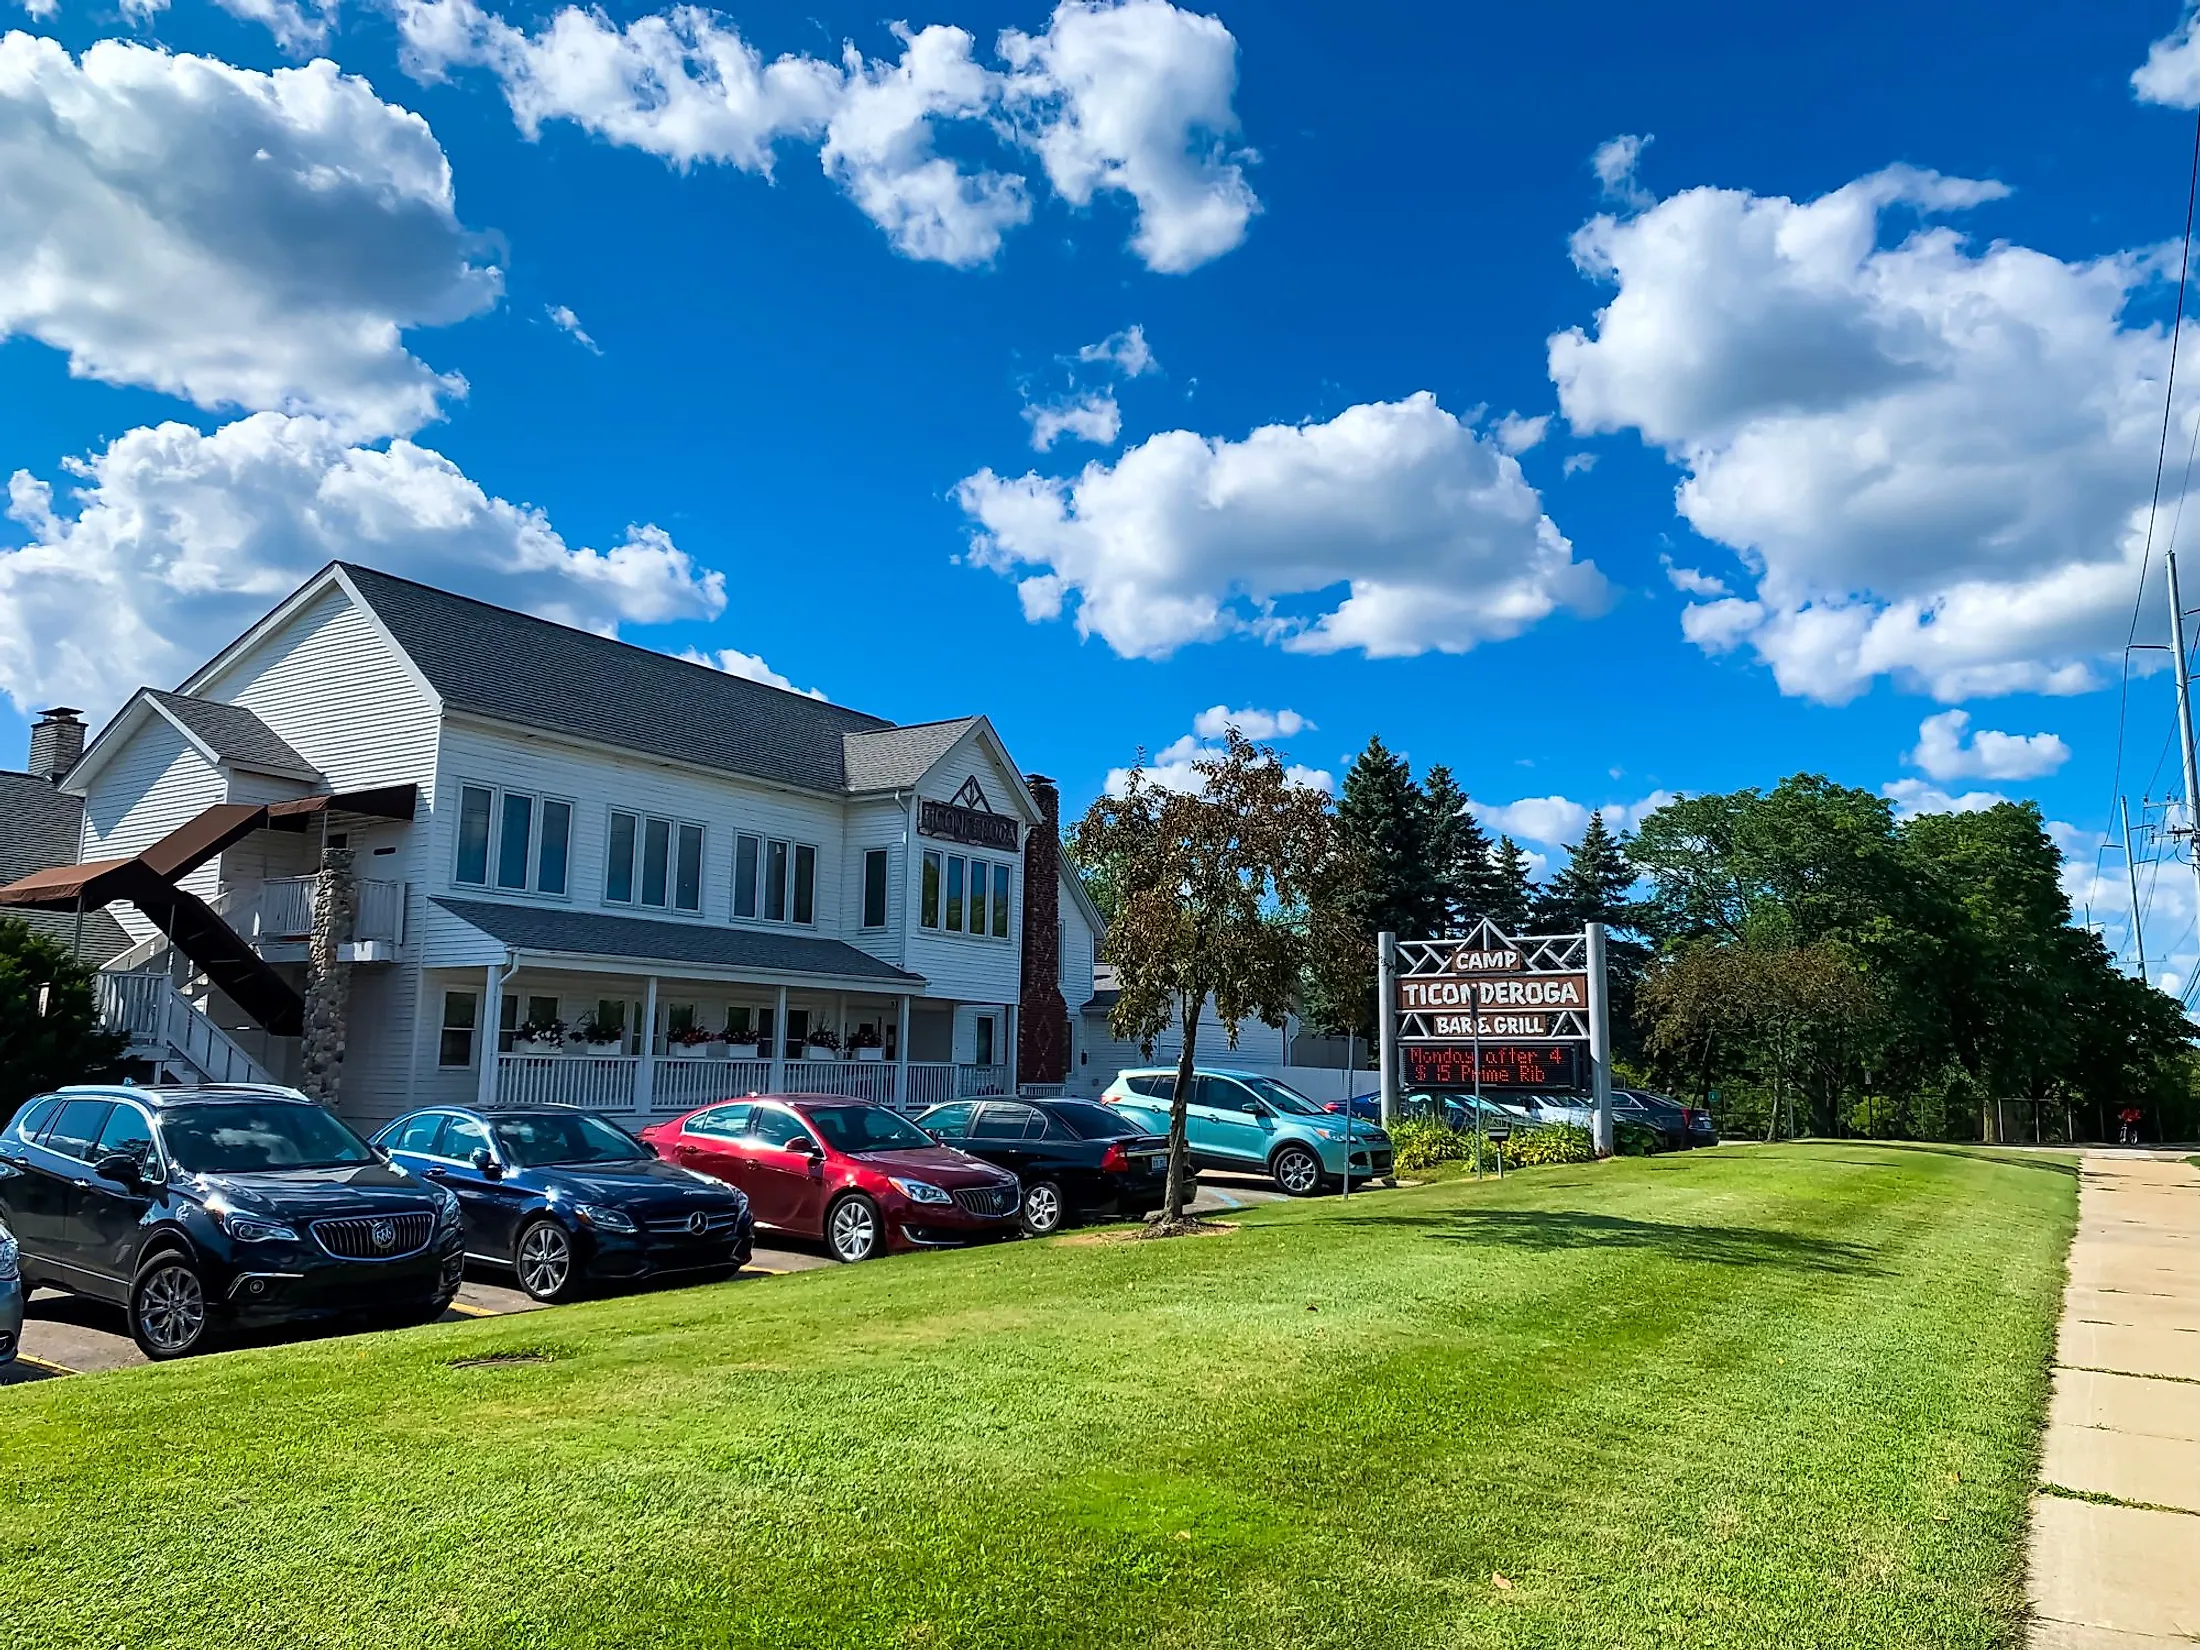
[1376,931,1399,1128]
[1586,920,1613,1157]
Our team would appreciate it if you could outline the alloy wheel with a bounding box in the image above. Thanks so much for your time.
[1276,1148,1321,1196]
[137,1262,206,1355]
[829,1198,878,1262]
[517,1223,573,1299]
[1022,1182,1063,1235]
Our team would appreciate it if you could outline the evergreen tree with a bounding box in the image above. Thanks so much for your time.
[1336,735,1441,939]
[1420,764,1503,933]
[1490,836,1536,932]
[1535,812,1634,929]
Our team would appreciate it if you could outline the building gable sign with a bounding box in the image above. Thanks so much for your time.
[919,777,1020,852]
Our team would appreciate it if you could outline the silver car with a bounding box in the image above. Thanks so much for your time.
[0,1215,21,1366]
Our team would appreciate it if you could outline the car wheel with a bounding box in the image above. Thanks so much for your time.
[826,1193,884,1263]
[1271,1144,1324,1198]
[1020,1180,1066,1236]
[130,1251,215,1360]
[514,1218,581,1303]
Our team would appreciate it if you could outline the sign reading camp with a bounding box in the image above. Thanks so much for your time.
[1392,932,1593,1043]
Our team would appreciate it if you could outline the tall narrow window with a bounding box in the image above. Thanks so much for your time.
[862,849,889,929]
[921,850,942,929]
[439,990,478,1067]
[968,861,987,938]
[606,810,638,903]
[455,786,493,886]
[992,864,1012,939]
[496,792,534,890]
[641,817,671,907]
[499,992,521,1054]
[734,834,760,919]
[792,844,816,925]
[975,1015,996,1067]
[675,823,704,912]
[537,801,571,895]
[946,855,965,933]
[764,839,789,922]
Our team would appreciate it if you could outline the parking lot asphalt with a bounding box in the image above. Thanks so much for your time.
[0,1172,1309,1386]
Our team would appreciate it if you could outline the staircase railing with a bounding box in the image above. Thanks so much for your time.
[99,971,275,1086]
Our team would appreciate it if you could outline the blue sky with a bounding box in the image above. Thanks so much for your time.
[4,0,2200,975]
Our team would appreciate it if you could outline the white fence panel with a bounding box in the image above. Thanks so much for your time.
[653,1059,774,1113]
[783,1059,896,1103]
[497,1055,638,1111]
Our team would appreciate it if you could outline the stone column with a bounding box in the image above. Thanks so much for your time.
[298,847,357,1106]
[1017,774,1069,1087]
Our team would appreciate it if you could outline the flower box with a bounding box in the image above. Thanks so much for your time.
[722,1042,761,1061]
[668,1044,713,1060]
[856,1047,885,1062]
[804,1044,838,1062]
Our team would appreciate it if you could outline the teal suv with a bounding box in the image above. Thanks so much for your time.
[1100,1069,1392,1196]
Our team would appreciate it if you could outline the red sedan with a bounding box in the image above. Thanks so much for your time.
[639,1095,1023,1263]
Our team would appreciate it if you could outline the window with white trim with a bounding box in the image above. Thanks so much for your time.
[605,809,704,913]
[918,851,1015,940]
[439,990,478,1067]
[454,783,572,896]
[731,832,819,927]
[862,848,889,929]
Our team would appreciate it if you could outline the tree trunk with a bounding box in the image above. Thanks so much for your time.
[1165,994,1203,1222]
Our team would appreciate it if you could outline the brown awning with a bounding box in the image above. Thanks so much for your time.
[266,784,417,827]
[137,803,270,881]
[0,857,138,908]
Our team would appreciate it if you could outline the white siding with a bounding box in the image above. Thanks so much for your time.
[1072,1001,1292,1097]
[841,796,909,971]
[1058,867,1096,1005]
[901,730,1033,1007]
[76,714,226,935]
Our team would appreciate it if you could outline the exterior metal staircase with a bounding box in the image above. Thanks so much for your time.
[99,966,277,1085]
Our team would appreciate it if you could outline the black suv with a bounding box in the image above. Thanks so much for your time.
[0,1084,464,1359]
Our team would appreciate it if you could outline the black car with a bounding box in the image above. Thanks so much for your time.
[0,1084,464,1360]
[912,1098,1178,1234]
[374,1106,753,1302]
[1616,1088,1719,1149]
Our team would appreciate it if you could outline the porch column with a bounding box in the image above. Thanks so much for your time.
[1004,1003,1018,1096]
[769,983,788,1093]
[893,993,911,1109]
[476,963,500,1109]
[636,974,659,1114]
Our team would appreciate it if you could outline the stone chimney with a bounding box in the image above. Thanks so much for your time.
[1017,774,1069,1088]
[28,707,84,784]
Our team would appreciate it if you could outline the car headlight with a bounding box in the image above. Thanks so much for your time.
[218,1211,299,1243]
[0,1232,16,1281]
[427,1182,462,1227]
[1312,1127,1342,1141]
[889,1178,953,1206]
[574,1203,636,1233]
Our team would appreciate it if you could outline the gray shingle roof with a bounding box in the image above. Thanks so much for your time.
[148,691,318,778]
[842,719,980,793]
[341,564,897,794]
[433,897,925,984]
[0,772,130,962]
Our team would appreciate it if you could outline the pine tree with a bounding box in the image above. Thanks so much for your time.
[1336,735,1441,939]
[1490,836,1537,933]
[1420,764,1502,933]
[1535,812,1635,930]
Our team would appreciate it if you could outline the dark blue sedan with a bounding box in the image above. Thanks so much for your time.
[374,1107,752,1302]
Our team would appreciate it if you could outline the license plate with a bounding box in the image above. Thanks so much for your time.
[1142,1155,1165,1175]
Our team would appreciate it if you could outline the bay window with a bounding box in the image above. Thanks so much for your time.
[455,782,571,896]
[917,851,1016,942]
[732,832,820,927]
[606,810,704,912]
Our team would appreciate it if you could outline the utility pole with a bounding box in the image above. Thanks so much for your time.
[1376,932,1398,1128]
[2166,544,2200,923]
[2122,797,2149,981]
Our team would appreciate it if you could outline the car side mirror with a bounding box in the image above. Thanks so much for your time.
[93,1151,145,1189]
[783,1135,819,1155]
[1240,1102,1264,1116]
[470,1147,503,1180]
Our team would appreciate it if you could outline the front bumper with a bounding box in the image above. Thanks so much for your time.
[219,1229,464,1322]
[891,1201,1023,1249]
[1318,1139,1393,1177]
[583,1218,754,1281]
[0,1275,21,1364]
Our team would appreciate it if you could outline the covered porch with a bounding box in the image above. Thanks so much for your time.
[429,898,1014,1118]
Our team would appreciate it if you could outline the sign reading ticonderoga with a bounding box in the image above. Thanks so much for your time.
[1392,920,1597,1046]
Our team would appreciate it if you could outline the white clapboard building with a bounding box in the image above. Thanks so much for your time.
[0,563,1106,1129]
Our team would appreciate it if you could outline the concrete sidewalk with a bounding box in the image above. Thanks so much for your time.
[2029,1150,2200,1648]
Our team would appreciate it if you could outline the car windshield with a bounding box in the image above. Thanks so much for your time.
[805,1105,936,1154]
[1047,1101,1145,1140]
[492,1112,647,1167]
[1238,1077,1328,1116]
[161,1101,378,1174]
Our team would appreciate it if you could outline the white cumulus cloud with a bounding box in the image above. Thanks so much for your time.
[1908,708,2070,782]
[0,413,726,720]
[678,645,825,700]
[1105,723,1332,798]
[397,0,1257,273]
[1470,789,1675,846]
[1492,411,1549,454]
[1660,555,1730,599]
[1077,323,1156,376]
[1024,389,1121,450]
[210,0,335,52]
[1190,704,1309,740]
[1551,163,2195,704]
[546,303,599,352]
[2135,6,2200,107]
[1881,778,2008,820]
[957,391,1606,661]
[1591,131,1652,208]
[0,34,500,439]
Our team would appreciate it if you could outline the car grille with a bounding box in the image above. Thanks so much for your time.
[311,1212,433,1261]
[952,1184,1017,1217]
[642,1209,743,1239]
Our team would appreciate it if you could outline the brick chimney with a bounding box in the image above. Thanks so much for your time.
[1017,773,1069,1088]
[28,707,84,784]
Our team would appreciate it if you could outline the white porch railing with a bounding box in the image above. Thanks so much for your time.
[491,1055,1015,1114]
[99,971,275,1085]
[244,876,406,946]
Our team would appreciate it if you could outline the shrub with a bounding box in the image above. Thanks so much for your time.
[1391,1117,1473,1172]
[1614,1119,1663,1157]
[1502,1122,1596,1166]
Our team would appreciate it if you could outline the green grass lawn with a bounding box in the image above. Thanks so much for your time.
[0,1144,2075,1650]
